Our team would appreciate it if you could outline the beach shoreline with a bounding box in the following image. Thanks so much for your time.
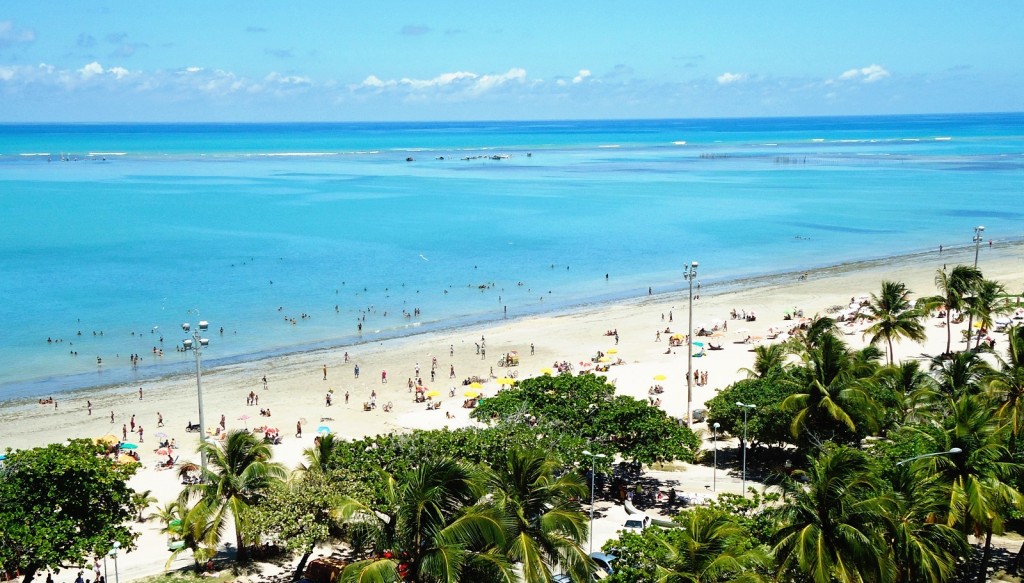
[6,237,1021,407]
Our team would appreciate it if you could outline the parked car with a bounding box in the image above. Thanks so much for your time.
[590,552,618,575]
[623,514,652,531]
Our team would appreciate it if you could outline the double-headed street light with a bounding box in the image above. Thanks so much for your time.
[973,225,985,267]
[684,261,699,426]
[712,422,720,491]
[896,447,962,466]
[107,541,121,583]
[736,402,756,496]
[182,320,211,474]
[581,449,607,555]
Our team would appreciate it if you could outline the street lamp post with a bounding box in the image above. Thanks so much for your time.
[973,225,985,267]
[896,447,963,466]
[182,320,211,474]
[582,449,607,555]
[108,542,120,583]
[684,261,699,426]
[736,402,756,496]
[712,422,720,491]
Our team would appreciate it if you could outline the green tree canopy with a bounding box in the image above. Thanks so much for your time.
[0,440,138,583]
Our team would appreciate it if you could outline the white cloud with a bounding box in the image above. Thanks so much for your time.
[184,67,203,74]
[355,68,527,96]
[108,66,130,80]
[572,69,591,84]
[0,20,35,48]
[79,61,105,79]
[717,72,746,85]
[838,64,890,83]
[265,72,311,86]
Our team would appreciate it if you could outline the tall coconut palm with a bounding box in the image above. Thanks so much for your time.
[772,446,894,583]
[884,466,968,583]
[874,361,940,425]
[861,281,927,365]
[183,429,287,562]
[654,508,770,583]
[917,265,983,355]
[989,326,1024,454]
[294,432,341,478]
[782,332,878,443]
[967,279,1009,349]
[337,458,512,583]
[481,448,591,583]
[164,497,220,573]
[923,394,1024,583]
[929,350,990,398]
[130,489,158,522]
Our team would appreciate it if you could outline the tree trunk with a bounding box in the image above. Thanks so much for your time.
[1012,539,1024,574]
[946,311,952,355]
[20,565,39,583]
[236,528,247,563]
[978,530,993,583]
[293,547,313,581]
[887,338,894,366]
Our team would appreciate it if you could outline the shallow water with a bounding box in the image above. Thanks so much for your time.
[1,114,1021,399]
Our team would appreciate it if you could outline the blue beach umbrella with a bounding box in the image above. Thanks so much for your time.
[119,442,138,450]
[692,341,705,347]
[317,425,331,435]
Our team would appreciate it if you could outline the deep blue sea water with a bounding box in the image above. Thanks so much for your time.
[1,114,1022,399]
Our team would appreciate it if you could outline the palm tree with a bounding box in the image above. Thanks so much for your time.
[782,332,878,443]
[294,432,341,478]
[182,429,287,562]
[481,448,591,583]
[653,508,770,583]
[929,350,990,398]
[130,489,158,522]
[967,279,1009,349]
[164,497,220,573]
[924,394,1024,583]
[884,467,968,583]
[772,446,894,583]
[874,361,939,425]
[990,326,1024,454]
[918,265,983,355]
[337,458,512,583]
[740,343,789,380]
[861,281,927,365]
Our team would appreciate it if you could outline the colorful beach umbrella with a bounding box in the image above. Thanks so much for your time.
[540,367,554,375]
[606,348,618,354]
[117,454,139,465]
[317,425,331,435]
[155,432,169,439]
[156,447,170,456]
[496,377,515,385]
[464,389,481,398]
[469,381,484,389]
[692,341,704,347]
[598,356,611,362]
[119,442,138,450]
[653,374,667,381]
[426,389,442,398]
[95,434,119,446]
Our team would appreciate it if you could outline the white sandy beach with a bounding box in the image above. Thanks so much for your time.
[4,242,1023,582]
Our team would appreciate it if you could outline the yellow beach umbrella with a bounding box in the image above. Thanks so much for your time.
[496,377,516,385]
[425,389,441,398]
[540,367,554,375]
[606,348,618,354]
[469,381,484,389]
[95,434,119,446]
[653,374,667,381]
[464,389,481,398]
[598,356,611,363]
[117,454,139,465]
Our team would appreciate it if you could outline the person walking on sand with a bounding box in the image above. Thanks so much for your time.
[296,420,302,438]
[354,364,360,378]
[139,387,143,400]
[110,411,115,423]
[381,370,388,383]
[122,424,127,441]
[220,414,226,430]
[345,390,350,404]
[323,364,328,380]
[138,425,144,442]
[157,412,164,427]
[130,415,136,432]
[87,400,92,415]
[262,375,268,389]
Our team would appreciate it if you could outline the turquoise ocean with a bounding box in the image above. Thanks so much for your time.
[0,114,1021,400]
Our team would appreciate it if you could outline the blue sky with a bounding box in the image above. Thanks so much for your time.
[0,1,1021,121]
